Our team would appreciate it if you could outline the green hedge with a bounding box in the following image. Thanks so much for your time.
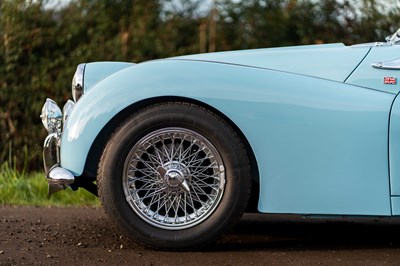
[1,0,399,171]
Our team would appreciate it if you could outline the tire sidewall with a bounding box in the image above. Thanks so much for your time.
[99,103,250,249]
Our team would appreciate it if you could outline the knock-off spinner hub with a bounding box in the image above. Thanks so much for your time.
[160,161,191,191]
[165,169,185,187]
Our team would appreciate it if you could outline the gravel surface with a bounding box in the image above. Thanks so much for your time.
[1,206,400,265]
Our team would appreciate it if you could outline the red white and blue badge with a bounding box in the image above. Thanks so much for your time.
[384,76,397,85]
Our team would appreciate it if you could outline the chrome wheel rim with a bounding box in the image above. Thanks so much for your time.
[123,127,226,230]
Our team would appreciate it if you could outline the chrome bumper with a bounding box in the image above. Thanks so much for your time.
[42,99,75,194]
[43,133,74,194]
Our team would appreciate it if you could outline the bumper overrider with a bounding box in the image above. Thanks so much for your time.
[41,98,76,194]
[41,64,86,194]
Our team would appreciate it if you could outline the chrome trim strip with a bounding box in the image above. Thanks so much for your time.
[372,58,400,70]
[351,42,390,48]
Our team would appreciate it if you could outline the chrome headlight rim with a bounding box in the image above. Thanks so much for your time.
[72,63,86,102]
[40,98,62,136]
[62,99,75,128]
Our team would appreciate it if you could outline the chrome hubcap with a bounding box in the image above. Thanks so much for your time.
[160,161,190,190]
[123,127,225,230]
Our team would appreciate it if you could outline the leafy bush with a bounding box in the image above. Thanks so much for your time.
[1,0,399,172]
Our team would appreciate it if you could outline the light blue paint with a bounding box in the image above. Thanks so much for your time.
[174,44,370,82]
[61,58,393,216]
[391,196,400,216]
[349,44,400,203]
[83,62,134,92]
[346,45,400,94]
[389,93,400,196]
[391,197,400,215]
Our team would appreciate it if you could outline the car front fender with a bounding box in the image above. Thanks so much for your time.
[62,59,281,176]
[61,59,394,215]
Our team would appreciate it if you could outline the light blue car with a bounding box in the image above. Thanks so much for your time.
[40,28,400,249]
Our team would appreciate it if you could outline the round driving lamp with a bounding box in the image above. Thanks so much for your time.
[40,98,62,134]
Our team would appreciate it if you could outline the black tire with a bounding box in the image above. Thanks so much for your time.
[97,102,251,250]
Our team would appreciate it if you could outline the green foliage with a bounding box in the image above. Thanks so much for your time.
[0,165,99,206]
[0,140,98,205]
[1,0,400,172]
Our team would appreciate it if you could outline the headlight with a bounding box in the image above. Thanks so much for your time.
[62,99,75,127]
[71,63,86,102]
[40,98,62,135]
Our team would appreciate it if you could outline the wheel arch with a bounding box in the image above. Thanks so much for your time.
[82,96,260,209]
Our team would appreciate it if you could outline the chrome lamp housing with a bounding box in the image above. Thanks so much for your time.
[63,99,75,127]
[40,98,62,137]
[41,64,81,194]
[71,63,86,102]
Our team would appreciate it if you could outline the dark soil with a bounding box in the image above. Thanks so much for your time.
[1,206,400,265]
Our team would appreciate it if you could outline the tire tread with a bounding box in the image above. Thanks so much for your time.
[97,101,252,250]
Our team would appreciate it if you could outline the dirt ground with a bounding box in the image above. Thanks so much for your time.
[1,206,400,265]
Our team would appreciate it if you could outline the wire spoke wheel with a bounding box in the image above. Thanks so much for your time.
[98,103,251,249]
[123,127,225,230]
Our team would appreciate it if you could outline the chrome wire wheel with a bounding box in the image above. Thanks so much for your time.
[123,127,226,230]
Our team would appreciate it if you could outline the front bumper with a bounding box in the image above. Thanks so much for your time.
[43,133,75,194]
[41,99,75,194]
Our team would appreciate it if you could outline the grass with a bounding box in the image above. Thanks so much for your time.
[0,165,99,206]
[0,145,99,206]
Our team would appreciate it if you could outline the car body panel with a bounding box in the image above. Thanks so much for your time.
[390,93,400,197]
[349,45,400,203]
[174,44,370,82]
[346,45,400,93]
[83,62,134,92]
[61,58,394,216]
[391,196,400,215]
